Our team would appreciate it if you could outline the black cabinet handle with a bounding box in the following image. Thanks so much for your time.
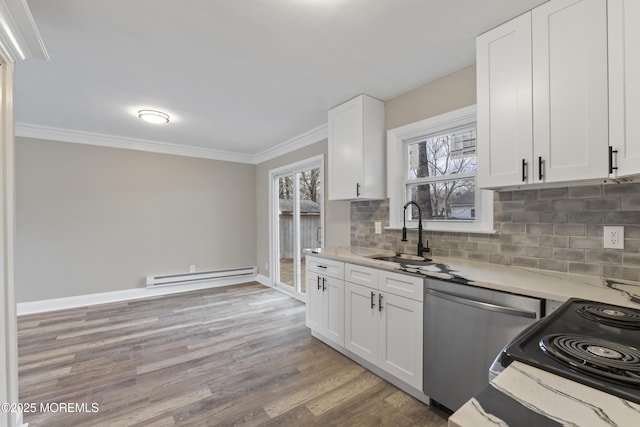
[322,277,326,292]
[538,156,544,181]
[317,265,327,269]
[317,276,321,290]
[378,294,383,312]
[370,291,375,309]
[609,146,618,174]
[356,182,361,197]
[522,159,527,182]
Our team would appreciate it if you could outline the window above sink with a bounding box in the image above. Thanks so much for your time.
[387,105,494,234]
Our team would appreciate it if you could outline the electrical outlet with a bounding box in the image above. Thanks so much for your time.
[375,221,382,234]
[189,264,196,273]
[603,226,624,249]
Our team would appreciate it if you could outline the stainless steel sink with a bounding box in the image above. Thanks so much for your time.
[368,253,432,266]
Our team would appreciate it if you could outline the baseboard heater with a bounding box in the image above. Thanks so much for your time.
[146,266,258,288]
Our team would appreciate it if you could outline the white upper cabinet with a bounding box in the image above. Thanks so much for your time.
[477,12,533,188]
[328,95,385,200]
[532,0,608,183]
[608,0,640,177]
[478,0,609,188]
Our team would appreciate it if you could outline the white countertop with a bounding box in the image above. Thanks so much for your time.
[310,246,640,309]
[448,361,640,427]
[309,247,640,425]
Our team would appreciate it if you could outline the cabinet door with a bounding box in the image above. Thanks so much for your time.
[377,292,423,389]
[609,0,640,177]
[306,273,324,332]
[532,0,608,183]
[477,12,533,188]
[344,282,378,365]
[323,276,345,346]
[328,96,364,200]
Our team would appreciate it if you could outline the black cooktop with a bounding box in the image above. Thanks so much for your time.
[500,298,640,404]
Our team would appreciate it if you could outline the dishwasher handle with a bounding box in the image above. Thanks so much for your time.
[425,288,538,319]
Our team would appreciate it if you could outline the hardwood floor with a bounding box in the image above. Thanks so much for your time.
[18,283,448,426]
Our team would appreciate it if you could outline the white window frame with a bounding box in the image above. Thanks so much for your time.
[387,105,494,233]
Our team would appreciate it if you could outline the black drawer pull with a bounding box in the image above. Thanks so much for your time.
[370,291,375,309]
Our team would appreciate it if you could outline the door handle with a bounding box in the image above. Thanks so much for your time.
[609,146,618,174]
[538,156,544,181]
[378,294,383,311]
[322,277,326,292]
[521,159,527,182]
[317,276,321,290]
[356,182,361,197]
[370,291,376,309]
[425,288,537,319]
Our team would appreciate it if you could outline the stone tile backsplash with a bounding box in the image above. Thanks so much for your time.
[350,183,640,282]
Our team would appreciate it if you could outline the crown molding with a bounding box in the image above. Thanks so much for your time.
[253,123,328,164]
[15,123,256,164]
[15,122,329,165]
[0,0,48,62]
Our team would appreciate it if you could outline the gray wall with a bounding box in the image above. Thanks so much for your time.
[16,137,256,302]
[385,65,476,130]
[255,140,350,280]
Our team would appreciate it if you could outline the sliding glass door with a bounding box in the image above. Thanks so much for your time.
[271,157,323,300]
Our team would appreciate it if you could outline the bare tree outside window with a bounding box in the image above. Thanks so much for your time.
[407,127,477,221]
[279,170,320,203]
[299,169,321,203]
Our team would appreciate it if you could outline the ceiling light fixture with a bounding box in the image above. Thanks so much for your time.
[138,109,170,124]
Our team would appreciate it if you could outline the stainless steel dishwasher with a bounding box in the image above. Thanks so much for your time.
[423,277,543,412]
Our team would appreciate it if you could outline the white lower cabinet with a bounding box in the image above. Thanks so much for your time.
[306,256,345,347]
[306,258,424,390]
[344,269,423,390]
[377,291,423,388]
[307,273,345,346]
[345,282,379,365]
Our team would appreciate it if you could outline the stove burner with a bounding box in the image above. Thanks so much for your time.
[586,345,623,359]
[540,334,640,385]
[576,303,640,329]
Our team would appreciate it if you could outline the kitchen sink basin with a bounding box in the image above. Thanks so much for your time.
[368,253,432,266]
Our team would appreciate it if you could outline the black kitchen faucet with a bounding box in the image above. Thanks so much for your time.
[401,201,430,257]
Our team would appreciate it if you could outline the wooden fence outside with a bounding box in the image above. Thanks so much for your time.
[279,213,321,259]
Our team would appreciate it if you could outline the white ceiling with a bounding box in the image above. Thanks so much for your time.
[15,0,547,163]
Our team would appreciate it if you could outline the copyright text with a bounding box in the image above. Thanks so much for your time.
[1,402,99,414]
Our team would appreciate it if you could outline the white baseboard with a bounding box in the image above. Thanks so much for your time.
[256,274,272,287]
[17,275,259,316]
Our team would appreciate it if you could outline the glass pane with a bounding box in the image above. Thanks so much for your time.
[278,175,294,288]
[407,127,477,179]
[407,178,476,221]
[298,168,321,293]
